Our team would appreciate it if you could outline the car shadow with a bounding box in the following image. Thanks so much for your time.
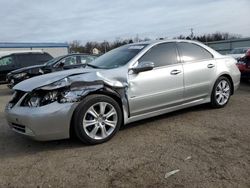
[0,134,90,159]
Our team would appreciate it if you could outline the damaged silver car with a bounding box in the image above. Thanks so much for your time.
[5,40,240,144]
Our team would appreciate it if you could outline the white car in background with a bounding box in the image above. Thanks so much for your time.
[227,47,250,60]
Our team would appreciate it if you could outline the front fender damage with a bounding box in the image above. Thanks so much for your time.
[37,71,130,124]
[67,79,130,124]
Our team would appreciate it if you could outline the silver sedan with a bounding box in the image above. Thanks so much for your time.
[5,40,240,144]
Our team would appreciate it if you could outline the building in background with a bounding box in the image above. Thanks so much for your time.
[0,42,69,57]
[206,37,250,55]
[92,47,100,55]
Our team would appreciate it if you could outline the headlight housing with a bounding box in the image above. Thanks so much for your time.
[22,90,59,107]
[13,73,27,79]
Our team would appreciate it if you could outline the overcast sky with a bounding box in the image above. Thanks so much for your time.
[0,0,249,44]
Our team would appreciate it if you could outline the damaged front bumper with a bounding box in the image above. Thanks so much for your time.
[5,71,130,141]
[5,100,78,141]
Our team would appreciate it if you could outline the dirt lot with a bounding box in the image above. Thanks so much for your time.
[0,83,249,188]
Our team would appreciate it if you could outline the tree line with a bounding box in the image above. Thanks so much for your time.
[69,32,241,54]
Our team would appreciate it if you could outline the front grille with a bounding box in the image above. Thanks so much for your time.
[12,123,26,133]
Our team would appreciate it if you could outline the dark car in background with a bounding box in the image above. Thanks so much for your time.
[0,51,53,83]
[6,53,97,88]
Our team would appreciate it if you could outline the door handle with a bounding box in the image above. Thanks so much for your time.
[170,70,181,75]
[207,64,215,68]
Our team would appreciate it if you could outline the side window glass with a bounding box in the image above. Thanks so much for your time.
[35,54,52,63]
[0,56,13,66]
[177,42,213,62]
[60,56,77,66]
[17,54,37,67]
[138,43,178,67]
[80,56,96,64]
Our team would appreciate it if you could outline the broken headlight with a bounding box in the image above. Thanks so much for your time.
[22,77,93,107]
[24,90,83,107]
[23,90,59,107]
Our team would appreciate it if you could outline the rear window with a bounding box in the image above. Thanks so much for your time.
[177,42,213,62]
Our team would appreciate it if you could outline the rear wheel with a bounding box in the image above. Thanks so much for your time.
[211,76,232,108]
[73,94,122,144]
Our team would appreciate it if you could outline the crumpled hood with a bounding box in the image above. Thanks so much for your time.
[13,67,127,92]
[14,68,97,92]
[10,64,46,74]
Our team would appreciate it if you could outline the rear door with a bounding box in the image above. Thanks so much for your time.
[176,42,216,102]
[128,42,184,116]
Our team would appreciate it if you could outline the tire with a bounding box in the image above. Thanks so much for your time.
[73,94,122,144]
[211,76,232,108]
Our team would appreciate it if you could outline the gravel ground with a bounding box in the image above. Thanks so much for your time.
[0,83,250,188]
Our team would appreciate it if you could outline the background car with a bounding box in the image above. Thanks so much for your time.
[227,47,250,60]
[0,51,53,83]
[5,40,240,144]
[236,49,250,80]
[6,53,97,88]
[236,61,250,80]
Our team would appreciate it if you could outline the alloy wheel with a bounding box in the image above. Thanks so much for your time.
[215,80,230,105]
[82,102,118,140]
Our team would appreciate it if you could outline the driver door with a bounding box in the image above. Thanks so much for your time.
[127,42,184,116]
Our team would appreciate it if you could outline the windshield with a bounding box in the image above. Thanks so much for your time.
[44,56,63,66]
[88,44,148,69]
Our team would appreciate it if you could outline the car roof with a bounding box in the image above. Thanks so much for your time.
[0,50,44,58]
[130,39,222,58]
[132,39,206,45]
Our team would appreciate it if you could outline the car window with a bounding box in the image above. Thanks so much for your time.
[16,54,37,67]
[88,44,147,69]
[80,56,96,64]
[60,56,77,66]
[177,42,213,62]
[35,53,53,63]
[0,56,13,66]
[139,42,178,67]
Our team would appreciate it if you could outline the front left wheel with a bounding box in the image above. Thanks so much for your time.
[73,94,122,144]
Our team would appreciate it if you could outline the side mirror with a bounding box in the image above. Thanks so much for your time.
[131,61,154,73]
